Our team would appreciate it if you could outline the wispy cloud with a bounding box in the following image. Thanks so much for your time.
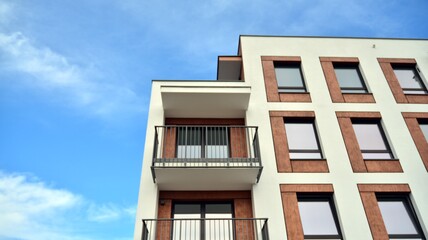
[0,171,135,240]
[88,203,135,223]
[0,32,145,119]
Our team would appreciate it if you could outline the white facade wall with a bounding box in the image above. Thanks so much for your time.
[135,36,428,240]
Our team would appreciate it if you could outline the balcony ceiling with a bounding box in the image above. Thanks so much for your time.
[154,168,261,191]
[161,85,251,118]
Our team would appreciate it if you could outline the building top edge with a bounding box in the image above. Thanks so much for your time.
[239,34,428,41]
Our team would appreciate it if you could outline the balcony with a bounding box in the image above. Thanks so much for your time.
[141,218,269,240]
[151,126,263,190]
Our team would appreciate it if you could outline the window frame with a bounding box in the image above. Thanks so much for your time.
[351,118,394,160]
[274,61,307,93]
[358,184,426,240]
[297,193,343,239]
[320,57,375,103]
[378,58,428,104]
[262,56,312,102]
[284,118,324,160]
[280,184,342,240]
[270,111,329,173]
[376,194,426,239]
[336,112,403,173]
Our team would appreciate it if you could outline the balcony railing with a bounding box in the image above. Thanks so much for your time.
[151,126,262,183]
[141,218,269,240]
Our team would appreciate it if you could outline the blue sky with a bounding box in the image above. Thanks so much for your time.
[0,0,427,239]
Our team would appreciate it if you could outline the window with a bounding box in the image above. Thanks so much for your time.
[261,56,311,102]
[176,126,229,159]
[284,119,323,159]
[377,195,426,239]
[274,62,306,93]
[173,202,234,240]
[337,112,402,172]
[320,57,375,103]
[270,111,328,173]
[280,184,340,239]
[393,65,427,94]
[333,63,367,93]
[358,184,425,240]
[298,194,342,239]
[402,113,428,171]
[378,58,428,104]
[352,119,393,160]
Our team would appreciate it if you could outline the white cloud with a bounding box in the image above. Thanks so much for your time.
[0,1,13,25]
[0,32,145,118]
[87,203,135,223]
[0,171,135,240]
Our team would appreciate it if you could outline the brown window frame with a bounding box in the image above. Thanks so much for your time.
[280,184,342,239]
[402,112,428,171]
[336,112,402,173]
[270,111,329,173]
[261,56,311,102]
[378,58,428,104]
[358,184,426,240]
[320,57,375,103]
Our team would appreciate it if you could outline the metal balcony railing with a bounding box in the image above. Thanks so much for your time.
[141,218,269,240]
[151,126,262,182]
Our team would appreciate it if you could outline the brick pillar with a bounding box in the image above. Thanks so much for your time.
[156,200,172,240]
[230,127,248,158]
[234,198,254,240]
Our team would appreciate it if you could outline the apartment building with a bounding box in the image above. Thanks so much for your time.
[134,36,428,240]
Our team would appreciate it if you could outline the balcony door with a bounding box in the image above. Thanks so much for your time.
[172,202,234,240]
[176,126,229,159]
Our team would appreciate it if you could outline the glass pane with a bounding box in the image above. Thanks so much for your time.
[285,123,319,150]
[334,67,366,90]
[362,153,393,159]
[420,123,428,141]
[177,146,201,158]
[290,152,322,159]
[206,145,228,158]
[393,68,426,91]
[177,127,202,145]
[353,123,388,151]
[378,200,418,235]
[173,214,201,240]
[298,201,339,236]
[275,65,304,88]
[173,204,201,240]
[206,204,232,214]
[205,214,233,240]
[206,127,228,145]
[205,204,233,240]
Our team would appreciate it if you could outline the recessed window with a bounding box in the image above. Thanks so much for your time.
[284,119,323,159]
[334,63,368,93]
[176,126,229,159]
[352,120,393,159]
[298,195,342,239]
[173,202,233,240]
[393,65,428,94]
[377,195,426,239]
[274,62,306,93]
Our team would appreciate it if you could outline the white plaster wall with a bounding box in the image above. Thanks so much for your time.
[241,36,428,240]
